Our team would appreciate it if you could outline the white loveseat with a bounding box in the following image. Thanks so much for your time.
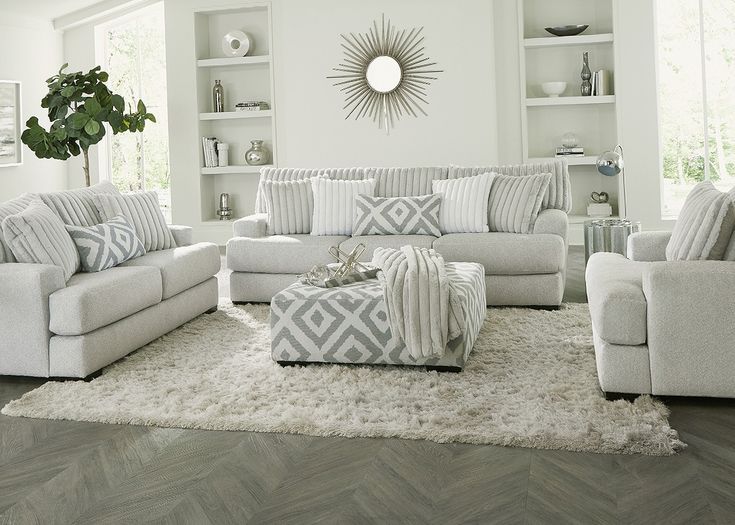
[586,231,735,398]
[227,161,571,306]
[0,186,221,379]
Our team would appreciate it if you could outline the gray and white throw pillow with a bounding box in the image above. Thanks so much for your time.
[432,172,495,234]
[0,193,36,263]
[666,181,735,261]
[1,199,80,280]
[261,178,315,235]
[66,215,145,272]
[311,177,377,236]
[487,173,552,234]
[353,194,442,236]
[93,191,176,252]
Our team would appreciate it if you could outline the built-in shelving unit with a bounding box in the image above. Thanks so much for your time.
[518,0,623,245]
[193,1,277,232]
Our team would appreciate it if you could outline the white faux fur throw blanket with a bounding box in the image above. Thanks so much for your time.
[372,246,464,359]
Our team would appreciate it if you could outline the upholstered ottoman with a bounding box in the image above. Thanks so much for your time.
[270,262,486,371]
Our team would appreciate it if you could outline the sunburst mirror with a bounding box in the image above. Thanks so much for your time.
[327,15,443,132]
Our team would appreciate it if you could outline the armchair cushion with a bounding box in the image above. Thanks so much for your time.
[627,231,671,262]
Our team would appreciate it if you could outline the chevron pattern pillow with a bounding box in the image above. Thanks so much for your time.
[66,215,146,272]
[353,194,442,236]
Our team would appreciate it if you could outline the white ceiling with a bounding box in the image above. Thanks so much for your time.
[1,0,106,21]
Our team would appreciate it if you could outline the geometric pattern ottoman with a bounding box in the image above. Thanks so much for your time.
[270,262,486,372]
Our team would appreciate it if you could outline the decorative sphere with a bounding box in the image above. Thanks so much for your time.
[596,150,624,177]
[562,132,578,148]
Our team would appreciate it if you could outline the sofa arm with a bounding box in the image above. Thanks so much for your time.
[169,225,193,247]
[533,209,568,240]
[628,231,671,262]
[643,261,735,396]
[233,213,268,238]
[0,263,66,377]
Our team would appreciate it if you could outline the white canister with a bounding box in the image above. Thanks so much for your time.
[217,142,230,167]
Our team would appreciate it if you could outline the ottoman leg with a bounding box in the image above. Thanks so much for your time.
[426,365,462,373]
[277,361,299,367]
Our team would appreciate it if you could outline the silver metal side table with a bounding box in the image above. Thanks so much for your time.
[584,218,642,263]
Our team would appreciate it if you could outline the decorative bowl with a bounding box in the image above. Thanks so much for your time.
[544,24,589,37]
[541,81,567,97]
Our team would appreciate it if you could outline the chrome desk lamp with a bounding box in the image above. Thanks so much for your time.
[596,145,627,218]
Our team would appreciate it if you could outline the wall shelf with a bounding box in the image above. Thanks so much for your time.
[199,110,273,120]
[524,33,614,48]
[528,155,600,166]
[197,55,271,67]
[525,95,615,107]
[201,165,270,175]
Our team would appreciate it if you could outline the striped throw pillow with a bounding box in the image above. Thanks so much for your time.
[66,215,145,272]
[488,173,552,234]
[261,178,315,235]
[311,178,376,236]
[432,173,495,234]
[0,193,36,263]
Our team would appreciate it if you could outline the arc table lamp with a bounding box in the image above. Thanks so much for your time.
[596,145,627,218]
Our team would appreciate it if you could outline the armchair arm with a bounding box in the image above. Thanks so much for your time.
[643,261,735,396]
[533,209,569,240]
[0,263,65,377]
[233,213,268,238]
[627,231,671,262]
[168,225,193,247]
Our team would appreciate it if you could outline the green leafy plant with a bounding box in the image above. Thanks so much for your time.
[21,64,156,187]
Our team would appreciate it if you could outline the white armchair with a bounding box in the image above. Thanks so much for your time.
[586,231,735,398]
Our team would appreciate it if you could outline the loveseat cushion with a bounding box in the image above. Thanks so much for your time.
[38,181,120,228]
[227,235,348,274]
[340,235,437,261]
[433,233,565,275]
[120,243,220,300]
[49,266,162,336]
[585,252,648,346]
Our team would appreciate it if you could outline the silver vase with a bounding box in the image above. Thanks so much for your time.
[245,140,269,166]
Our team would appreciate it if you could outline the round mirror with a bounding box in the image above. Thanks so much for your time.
[366,56,402,93]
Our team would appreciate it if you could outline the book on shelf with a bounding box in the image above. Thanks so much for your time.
[555,146,585,157]
[201,137,220,168]
[235,101,270,111]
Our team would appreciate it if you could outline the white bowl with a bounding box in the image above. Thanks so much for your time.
[541,81,567,97]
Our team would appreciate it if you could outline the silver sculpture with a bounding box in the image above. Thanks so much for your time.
[217,192,232,221]
[327,14,443,132]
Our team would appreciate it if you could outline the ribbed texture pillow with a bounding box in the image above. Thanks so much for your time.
[432,173,495,234]
[93,191,176,252]
[255,168,328,213]
[353,194,442,236]
[666,182,735,261]
[66,215,145,272]
[372,167,449,197]
[38,181,120,227]
[311,178,376,236]
[262,178,314,235]
[1,200,80,280]
[0,193,36,263]
[488,173,552,234]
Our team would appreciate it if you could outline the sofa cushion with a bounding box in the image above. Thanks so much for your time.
[311,178,376,236]
[120,243,220,300]
[372,167,448,198]
[488,173,552,234]
[261,178,314,235]
[227,235,348,274]
[433,233,565,275]
[432,173,494,234]
[38,181,120,228]
[49,266,162,336]
[0,193,36,263]
[585,252,648,346]
[340,235,437,261]
[255,167,328,213]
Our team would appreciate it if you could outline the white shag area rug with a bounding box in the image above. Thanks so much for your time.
[2,303,685,456]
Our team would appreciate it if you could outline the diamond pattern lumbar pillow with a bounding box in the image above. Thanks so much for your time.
[353,194,442,236]
[66,215,146,272]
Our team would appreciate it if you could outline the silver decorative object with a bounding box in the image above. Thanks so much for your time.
[245,140,269,166]
[584,219,641,263]
[328,244,371,278]
[213,80,224,112]
[217,192,232,221]
[590,191,609,204]
[581,52,592,96]
[298,244,379,288]
[596,144,628,217]
[327,14,443,132]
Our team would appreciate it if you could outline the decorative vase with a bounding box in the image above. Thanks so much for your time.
[580,52,592,96]
[245,140,269,166]
[562,132,579,148]
[213,80,224,112]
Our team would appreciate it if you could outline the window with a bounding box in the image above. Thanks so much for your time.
[96,2,171,220]
[656,0,735,218]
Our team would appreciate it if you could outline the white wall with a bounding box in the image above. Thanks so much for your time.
[0,15,66,202]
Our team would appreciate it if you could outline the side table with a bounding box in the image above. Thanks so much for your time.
[584,218,642,263]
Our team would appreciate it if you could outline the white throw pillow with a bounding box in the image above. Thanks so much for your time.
[487,173,552,234]
[432,173,495,234]
[261,178,315,235]
[311,178,376,236]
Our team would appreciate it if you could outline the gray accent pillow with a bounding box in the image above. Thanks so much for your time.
[39,181,120,227]
[488,173,552,234]
[66,215,146,272]
[0,193,36,263]
[93,191,176,252]
[261,178,314,235]
[666,182,735,261]
[1,199,80,281]
[353,194,442,236]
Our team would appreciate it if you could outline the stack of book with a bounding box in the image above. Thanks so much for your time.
[555,146,585,158]
[235,101,270,112]
[202,137,220,167]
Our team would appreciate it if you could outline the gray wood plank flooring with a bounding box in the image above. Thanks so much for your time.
[1,247,734,524]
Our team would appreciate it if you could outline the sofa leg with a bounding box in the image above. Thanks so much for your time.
[604,391,641,402]
[426,365,462,373]
[205,306,218,314]
[83,370,103,382]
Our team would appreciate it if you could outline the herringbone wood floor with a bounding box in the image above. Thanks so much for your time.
[1,247,733,524]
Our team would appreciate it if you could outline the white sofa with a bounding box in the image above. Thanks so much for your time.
[586,231,735,398]
[227,162,571,306]
[0,189,221,379]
